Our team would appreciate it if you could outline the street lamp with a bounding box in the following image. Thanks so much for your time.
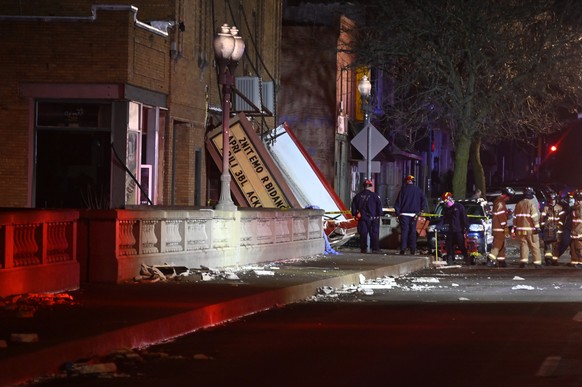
[213,24,245,211]
[358,75,372,180]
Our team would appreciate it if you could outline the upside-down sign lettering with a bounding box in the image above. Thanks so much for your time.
[207,114,298,209]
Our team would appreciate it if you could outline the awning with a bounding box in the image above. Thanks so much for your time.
[376,143,423,162]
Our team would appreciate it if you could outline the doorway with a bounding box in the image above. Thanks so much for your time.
[35,130,111,209]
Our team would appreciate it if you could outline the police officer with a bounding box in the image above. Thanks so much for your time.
[351,179,383,254]
[441,192,471,266]
[394,175,428,255]
[513,187,542,268]
[487,187,515,267]
[540,192,564,266]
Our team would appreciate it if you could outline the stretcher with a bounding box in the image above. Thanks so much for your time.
[436,233,479,260]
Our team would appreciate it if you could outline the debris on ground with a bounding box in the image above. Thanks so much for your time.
[10,333,39,343]
[134,263,194,282]
[512,285,535,290]
[311,274,400,299]
[0,292,75,319]
[134,261,287,284]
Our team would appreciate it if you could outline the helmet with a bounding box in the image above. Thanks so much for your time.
[501,187,515,197]
[362,179,373,187]
[405,175,415,183]
[441,191,453,201]
[524,187,535,199]
[575,191,582,201]
[548,192,558,200]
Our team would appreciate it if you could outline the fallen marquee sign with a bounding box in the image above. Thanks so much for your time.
[206,114,356,245]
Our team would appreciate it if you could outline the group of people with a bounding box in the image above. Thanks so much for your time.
[350,175,428,254]
[350,174,582,268]
[390,176,473,265]
[488,187,582,268]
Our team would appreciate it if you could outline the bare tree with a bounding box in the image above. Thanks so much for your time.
[353,0,582,197]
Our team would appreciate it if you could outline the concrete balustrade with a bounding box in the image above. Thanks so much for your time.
[0,207,324,295]
[0,209,79,296]
[77,207,325,284]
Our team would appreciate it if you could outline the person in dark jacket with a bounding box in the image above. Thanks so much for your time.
[559,192,575,257]
[394,175,428,255]
[351,179,383,253]
[441,192,471,265]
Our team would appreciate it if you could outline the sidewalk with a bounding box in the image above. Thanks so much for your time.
[0,249,429,386]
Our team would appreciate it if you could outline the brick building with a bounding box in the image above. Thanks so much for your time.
[0,0,281,209]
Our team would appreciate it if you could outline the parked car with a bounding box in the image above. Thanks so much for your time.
[426,198,493,257]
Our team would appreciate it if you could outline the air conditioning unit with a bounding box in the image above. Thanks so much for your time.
[234,77,274,115]
[262,81,274,114]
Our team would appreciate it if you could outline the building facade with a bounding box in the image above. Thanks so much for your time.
[0,0,281,209]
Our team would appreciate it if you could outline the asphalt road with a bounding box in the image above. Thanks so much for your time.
[24,238,582,387]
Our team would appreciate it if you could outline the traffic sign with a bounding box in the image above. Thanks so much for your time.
[350,123,389,159]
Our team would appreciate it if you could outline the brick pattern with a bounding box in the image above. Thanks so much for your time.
[0,0,281,208]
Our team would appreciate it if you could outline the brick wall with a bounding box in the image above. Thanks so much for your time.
[0,1,282,209]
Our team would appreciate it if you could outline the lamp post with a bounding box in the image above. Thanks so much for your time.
[358,75,372,180]
[213,24,245,211]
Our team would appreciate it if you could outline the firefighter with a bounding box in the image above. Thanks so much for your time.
[568,191,582,268]
[440,192,471,266]
[540,192,564,266]
[487,187,515,267]
[513,187,542,268]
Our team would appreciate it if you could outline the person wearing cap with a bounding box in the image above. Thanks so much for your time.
[559,191,575,257]
[568,191,582,268]
[487,187,515,267]
[540,192,565,266]
[513,187,542,268]
[440,192,471,265]
[351,179,383,254]
[394,175,428,255]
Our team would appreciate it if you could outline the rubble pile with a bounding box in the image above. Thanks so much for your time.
[27,347,217,383]
[0,291,76,350]
[134,263,282,284]
[312,274,400,300]
[0,292,75,318]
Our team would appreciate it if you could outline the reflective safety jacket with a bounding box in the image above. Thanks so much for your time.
[570,203,582,240]
[540,202,565,236]
[514,198,539,235]
[491,196,509,233]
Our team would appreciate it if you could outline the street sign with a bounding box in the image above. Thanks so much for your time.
[350,123,389,159]
[358,161,381,173]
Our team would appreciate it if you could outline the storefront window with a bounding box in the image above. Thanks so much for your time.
[37,102,111,129]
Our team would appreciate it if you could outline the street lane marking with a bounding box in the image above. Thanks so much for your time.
[536,356,561,377]
[573,311,582,322]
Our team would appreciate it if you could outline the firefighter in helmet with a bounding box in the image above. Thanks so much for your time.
[487,187,515,267]
[568,191,582,268]
[513,187,542,268]
[540,192,564,266]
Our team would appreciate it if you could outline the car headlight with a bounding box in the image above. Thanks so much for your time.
[469,223,484,232]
